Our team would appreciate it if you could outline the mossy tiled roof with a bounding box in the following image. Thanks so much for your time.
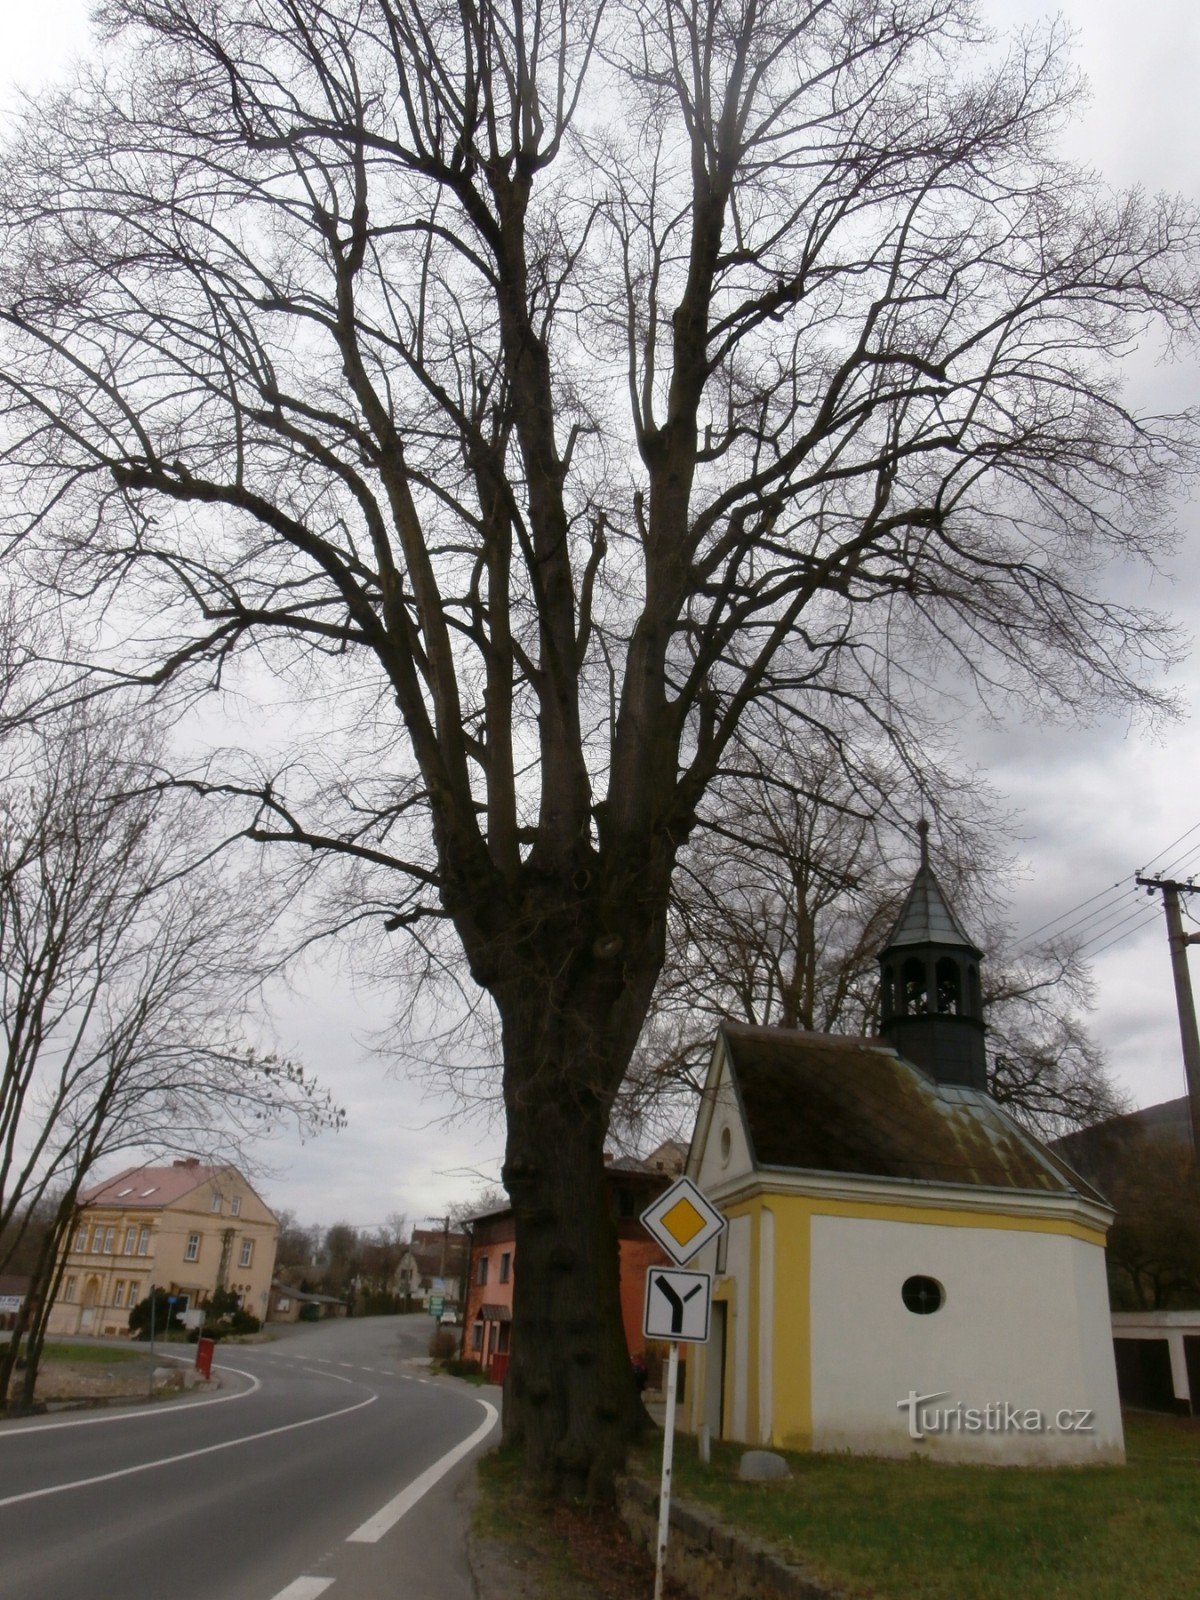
[720,1022,1103,1201]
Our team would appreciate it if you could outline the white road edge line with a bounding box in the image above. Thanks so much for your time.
[345,1399,498,1544]
[0,1392,377,1508]
[269,1578,335,1600]
[0,1365,262,1438]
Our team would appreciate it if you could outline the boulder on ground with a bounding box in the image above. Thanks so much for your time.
[738,1449,790,1482]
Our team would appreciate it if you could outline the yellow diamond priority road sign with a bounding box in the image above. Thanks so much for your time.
[640,1175,726,1266]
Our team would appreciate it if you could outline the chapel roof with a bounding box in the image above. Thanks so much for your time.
[881,860,980,952]
[718,1022,1105,1203]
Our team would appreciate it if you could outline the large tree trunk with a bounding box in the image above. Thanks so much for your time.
[492,933,661,1497]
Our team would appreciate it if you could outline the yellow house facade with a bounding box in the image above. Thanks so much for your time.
[46,1158,279,1337]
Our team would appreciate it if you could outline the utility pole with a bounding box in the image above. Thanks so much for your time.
[425,1215,450,1281]
[1136,875,1200,1159]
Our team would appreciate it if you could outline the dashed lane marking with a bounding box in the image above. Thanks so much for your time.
[269,1578,334,1600]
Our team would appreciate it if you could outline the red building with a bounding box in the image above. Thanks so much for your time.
[461,1142,686,1383]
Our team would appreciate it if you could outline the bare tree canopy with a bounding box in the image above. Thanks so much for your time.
[0,655,342,1407]
[1,0,1198,1487]
[618,740,1125,1148]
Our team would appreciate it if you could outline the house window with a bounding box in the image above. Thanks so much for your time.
[239,1239,253,1267]
[75,1225,89,1251]
[123,1226,137,1255]
[231,1197,241,1217]
[471,1321,483,1352]
[63,1276,77,1302]
[498,1252,511,1284]
[127,1280,141,1306]
[91,1228,104,1254]
[184,1233,200,1263]
[901,1275,945,1315]
[211,1193,222,1213]
[103,1226,116,1254]
[137,1227,151,1255]
[476,1256,489,1286]
[113,1281,126,1308]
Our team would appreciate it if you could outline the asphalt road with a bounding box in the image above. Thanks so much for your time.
[0,1314,499,1600]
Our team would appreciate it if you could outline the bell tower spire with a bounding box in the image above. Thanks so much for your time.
[877,825,988,1091]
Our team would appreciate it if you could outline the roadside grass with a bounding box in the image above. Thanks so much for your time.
[474,1446,682,1600]
[37,1342,146,1366]
[633,1411,1200,1600]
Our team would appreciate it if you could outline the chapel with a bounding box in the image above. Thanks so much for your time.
[684,829,1124,1464]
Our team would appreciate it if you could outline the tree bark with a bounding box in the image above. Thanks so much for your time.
[494,951,659,1495]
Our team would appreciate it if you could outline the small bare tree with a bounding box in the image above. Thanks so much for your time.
[1,0,1197,1483]
[0,686,342,1409]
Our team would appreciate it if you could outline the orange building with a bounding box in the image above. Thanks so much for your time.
[461,1142,686,1382]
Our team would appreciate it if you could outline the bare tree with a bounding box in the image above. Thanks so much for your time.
[1,0,1197,1485]
[0,689,342,1409]
[618,736,1125,1145]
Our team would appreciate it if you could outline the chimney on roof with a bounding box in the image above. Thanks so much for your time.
[602,1151,613,1164]
[172,1157,201,1167]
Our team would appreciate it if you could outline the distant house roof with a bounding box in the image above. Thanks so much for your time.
[81,1159,225,1210]
[606,1140,688,1177]
[408,1227,469,1282]
[270,1281,345,1306]
[881,862,980,953]
[719,1022,1104,1202]
[1052,1096,1191,1187]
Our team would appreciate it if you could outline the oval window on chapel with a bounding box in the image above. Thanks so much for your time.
[902,1275,945,1315]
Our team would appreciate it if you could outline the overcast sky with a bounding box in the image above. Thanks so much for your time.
[3,1,1199,1231]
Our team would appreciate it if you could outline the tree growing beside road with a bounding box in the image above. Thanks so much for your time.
[0,680,343,1411]
[2,0,1198,1487]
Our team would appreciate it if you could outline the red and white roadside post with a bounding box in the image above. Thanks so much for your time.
[639,1178,727,1600]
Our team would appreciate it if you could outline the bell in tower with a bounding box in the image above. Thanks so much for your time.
[877,820,988,1091]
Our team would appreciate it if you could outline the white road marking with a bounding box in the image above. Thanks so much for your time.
[268,1578,334,1600]
[0,1392,377,1508]
[0,1365,262,1438]
[345,1400,498,1544]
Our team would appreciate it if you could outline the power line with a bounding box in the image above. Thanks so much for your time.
[1139,821,1200,876]
[1028,885,1138,950]
[1081,906,1163,960]
[1157,841,1200,881]
[1070,898,1154,955]
[1015,879,1130,948]
[1015,819,1200,953]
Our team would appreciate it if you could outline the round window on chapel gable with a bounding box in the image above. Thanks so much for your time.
[902,1275,945,1315]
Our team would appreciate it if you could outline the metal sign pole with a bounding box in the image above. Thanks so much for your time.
[654,1339,680,1600]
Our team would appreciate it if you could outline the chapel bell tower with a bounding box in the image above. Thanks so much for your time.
[877,820,988,1091]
